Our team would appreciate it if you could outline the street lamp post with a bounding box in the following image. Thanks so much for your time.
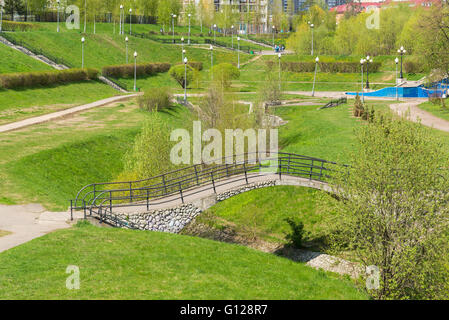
[188,14,191,45]
[213,24,216,43]
[172,14,176,43]
[237,36,240,69]
[231,25,234,49]
[182,49,186,63]
[272,25,275,47]
[129,8,132,35]
[365,55,373,89]
[312,56,319,97]
[397,46,406,79]
[184,57,188,103]
[81,37,85,68]
[119,5,123,35]
[133,51,137,92]
[125,36,128,63]
[210,45,213,80]
[360,58,365,103]
[57,0,60,32]
[0,2,3,33]
[310,23,314,56]
[395,57,399,101]
[278,53,281,92]
[181,37,184,56]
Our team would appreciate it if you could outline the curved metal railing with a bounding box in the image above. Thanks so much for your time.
[70,152,338,222]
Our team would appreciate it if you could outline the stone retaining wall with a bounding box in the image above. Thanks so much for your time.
[105,180,277,233]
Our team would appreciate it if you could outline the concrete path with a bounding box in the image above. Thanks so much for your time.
[0,93,140,133]
[389,99,449,132]
[0,203,83,253]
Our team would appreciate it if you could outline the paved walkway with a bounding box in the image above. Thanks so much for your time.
[389,99,449,132]
[0,93,140,133]
[0,204,83,253]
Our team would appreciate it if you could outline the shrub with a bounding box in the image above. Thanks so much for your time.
[138,87,173,112]
[102,63,170,78]
[1,21,36,32]
[353,94,364,117]
[284,217,305,248]
[276,61,381,73]
[403,59,427,74]
[169,64,194,88]
[0,68,98,89]
[211,63,240,88]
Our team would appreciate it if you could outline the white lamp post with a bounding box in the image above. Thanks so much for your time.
[129,8,132,35]
[310,23,314,56]
[397,46,406,79]
[125,36,129,63]
[272,25,275,47]
[395,57,399,101]
[231,25,235,49]
[213,24,217,43]
[237,36,240,69]
[119,5,123,35]
[81,37,85,68]
[133,51,138,92]
[360,58,365,103]
[0,2,3,33]
[182,49,186,63]
[181,36,184,54]
[278,53,282,91]
[312,56,319,97]
[210,45,213,80]
[184,57,188,103]
[57,0,60,32]
[172,14,176,43]
[188,14,191,45]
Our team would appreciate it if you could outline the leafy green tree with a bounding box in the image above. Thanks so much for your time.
[328,113,449,299]
[169,64,194,89]
[211,63,240,89]
[3,0,25,20]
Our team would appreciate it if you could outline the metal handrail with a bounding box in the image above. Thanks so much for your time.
[71,152,337,221]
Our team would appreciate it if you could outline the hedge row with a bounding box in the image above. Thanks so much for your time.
[0,21,37,31]
[266,61,381,73]
[102,62,171,78]
[175,61,203,71]
[0,68,99,89]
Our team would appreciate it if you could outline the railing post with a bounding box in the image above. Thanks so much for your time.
[146,189,150,210]
[319,161,324,181]
[129,182,133,202]
[162,174,167,194]
[243,162,249,184]
[179,182,184,203]
[310,160,314,180]
[83,200,86,219]
[70,200,73,221]
[109,191,112,214]
[287,154,291,175]
[278,158,282,180]
[194,165,200,185]
[211,172,216,193]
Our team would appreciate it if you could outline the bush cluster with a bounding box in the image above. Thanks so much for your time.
[175,61,203,71]
[169,64,195,88]
[138,87,173,112]
[0,68,99,89]
[403,60,427,74]
[102,63,170,78]
[271,61,381,73]
[1,21,36,31]
[353,94,375,122]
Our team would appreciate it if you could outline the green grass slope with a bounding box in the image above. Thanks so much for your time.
[0,223,368,300]
[0,42,52,74]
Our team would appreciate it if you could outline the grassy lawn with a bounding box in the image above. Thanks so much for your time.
[418,101,449,122]
[0,42,52,74]
[0,100,189,210]
[0,81,121,125]
[199,186,336,246]
[0,222,368,299]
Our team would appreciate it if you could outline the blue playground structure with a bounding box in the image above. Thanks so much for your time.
[346,78,449,98]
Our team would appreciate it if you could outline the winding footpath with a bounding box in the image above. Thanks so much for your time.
[389,99,449,132]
